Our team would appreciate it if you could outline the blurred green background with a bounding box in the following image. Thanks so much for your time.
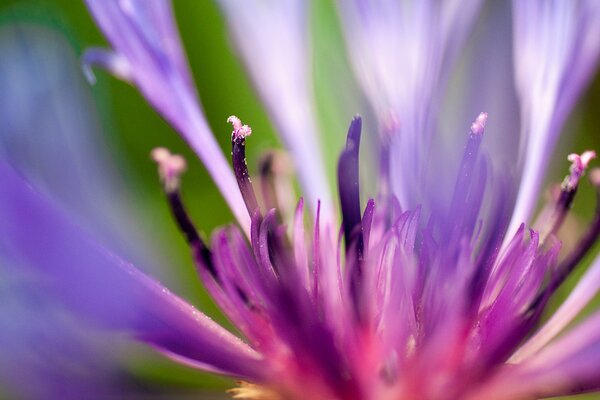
[1,0,600,399]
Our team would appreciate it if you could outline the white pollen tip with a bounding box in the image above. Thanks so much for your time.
[581,150,597,167]
[227,115,242,131]
[151,147,170,163]
[470,112,488,135]
[228,115,252,139]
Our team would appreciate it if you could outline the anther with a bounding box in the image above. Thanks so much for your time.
[151,147,187,194]
[470,112,488,136]
[228,115,252,139]
[563,150,597,191]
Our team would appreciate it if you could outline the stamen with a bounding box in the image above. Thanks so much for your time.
[338,116,364,322]
[152,147,217,279]
[528,166,600,312]
[547,167,600,291]
[447,112,487,238]
[538,151,597,243]
[228,116,260,216]
[338,116,364,258]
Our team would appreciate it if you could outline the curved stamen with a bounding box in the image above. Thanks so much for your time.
[228,116,260,216]
[546,167,600,294]
[538,151,597,244]
[152,147,217,279]
[528,165,600,313]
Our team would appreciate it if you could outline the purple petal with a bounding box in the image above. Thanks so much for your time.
[0,161,263,379]
[84,0,250,233]
[508,0,600,235]
[434,0,520,211]
[489,310,600,398]
[513,250,600,363]
[336,0,484,209]
[0,22,162,273]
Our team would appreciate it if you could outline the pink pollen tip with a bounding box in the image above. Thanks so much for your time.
[228,115,252,139]
[151,147,187,191]
[470,112,488,135]
[564,150,596,190]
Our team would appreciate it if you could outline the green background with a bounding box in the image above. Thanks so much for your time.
[1,0,599,398]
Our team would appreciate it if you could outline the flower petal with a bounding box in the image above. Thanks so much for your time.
[507,0,600,235]
[481,310,600,399]
[336,0,484,208]
[217,0,334,223]
[0,22,161,270]
[84,0,250,233]
[0,161,263,379]
[512,252,600,363]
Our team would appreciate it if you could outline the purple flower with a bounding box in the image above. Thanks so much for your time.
[3,0,600,399]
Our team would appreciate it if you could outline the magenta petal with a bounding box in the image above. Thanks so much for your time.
[0,162,263,379]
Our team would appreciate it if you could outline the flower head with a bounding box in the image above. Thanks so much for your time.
[2,0,600,399]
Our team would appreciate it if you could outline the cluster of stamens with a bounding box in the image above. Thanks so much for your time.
[148,113,600,400]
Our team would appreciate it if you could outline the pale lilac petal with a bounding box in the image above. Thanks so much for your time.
[0,161,263,379]
[512,253,600,362]
[507,0,600,236]
[435,1,521,206]
[336,0,484,208]
[84,0,250,233]
[217,0,334,223]
[490,310,600,398]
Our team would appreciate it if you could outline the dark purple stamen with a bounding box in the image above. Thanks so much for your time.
[539,173,600,299]
[338,116,365,320]
[526,168,600,314]
[338,115,363,257]
[229,116,260,216]
[166,190,219,281]
[152,148,219,280]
